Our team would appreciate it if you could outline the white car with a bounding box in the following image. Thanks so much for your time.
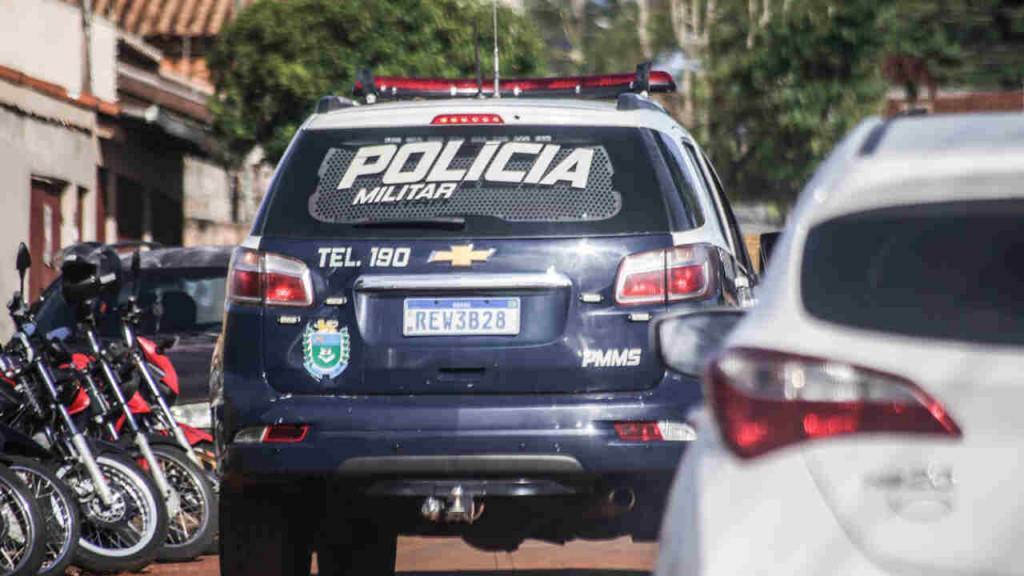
[655,112,1024,576]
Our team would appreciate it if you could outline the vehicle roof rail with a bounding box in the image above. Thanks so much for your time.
[616,93,668,114]
[316,95,356,114]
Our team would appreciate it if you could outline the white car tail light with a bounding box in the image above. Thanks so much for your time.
[227,247,313,307]
[614,244,717,305]
[709,348,961,459]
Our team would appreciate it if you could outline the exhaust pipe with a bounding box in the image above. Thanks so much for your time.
[584,487,636,519]
[421,497,443,522]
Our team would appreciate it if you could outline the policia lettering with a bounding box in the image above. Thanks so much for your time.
[338,141,595,205]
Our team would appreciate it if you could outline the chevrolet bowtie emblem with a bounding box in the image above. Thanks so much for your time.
[428,244,495,267]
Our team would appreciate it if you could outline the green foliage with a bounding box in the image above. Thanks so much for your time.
[209,0,548,164]
[883,0,1024,90]
[701,0,887,205]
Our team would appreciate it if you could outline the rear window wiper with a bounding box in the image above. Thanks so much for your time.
[352,217,466,231]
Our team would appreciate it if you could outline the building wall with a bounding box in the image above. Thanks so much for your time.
[0,0,117,338]
[0,0,117,102]
[182,154,250,246]
[0,102,99,337]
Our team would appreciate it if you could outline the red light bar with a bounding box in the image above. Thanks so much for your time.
[365,70,675,101]
[432,114,504,125]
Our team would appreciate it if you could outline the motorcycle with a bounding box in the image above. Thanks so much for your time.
[60,247,217,562]
[0,243,168,574]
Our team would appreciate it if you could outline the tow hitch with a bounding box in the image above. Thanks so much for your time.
[421,485,485,524]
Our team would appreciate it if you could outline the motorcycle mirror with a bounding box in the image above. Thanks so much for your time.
[131,248,141,279]
[653,308,746,376]
[15,242,30,295]
[131,248,142,298]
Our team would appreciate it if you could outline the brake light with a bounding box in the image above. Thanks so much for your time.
[262,424,309,443]
[709,348,961,459]
[614,244,717,305]
[227,247,313,307]
[432,114,503,125]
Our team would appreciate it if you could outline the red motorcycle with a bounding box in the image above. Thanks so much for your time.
[67,341,215,472]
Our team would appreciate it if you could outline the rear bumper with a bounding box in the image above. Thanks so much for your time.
[217,371,703,488]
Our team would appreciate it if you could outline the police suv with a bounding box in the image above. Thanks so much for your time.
[213,66,755,576]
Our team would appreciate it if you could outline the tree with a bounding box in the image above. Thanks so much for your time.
[209,0,548,164]
[699,0,887,205]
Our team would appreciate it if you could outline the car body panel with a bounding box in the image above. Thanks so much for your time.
[257,234,712,396]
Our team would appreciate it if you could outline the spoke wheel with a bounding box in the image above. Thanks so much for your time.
[8,456,79,576]
[0,464,44,576]
[152,445,217,562]
[61,453,168,574]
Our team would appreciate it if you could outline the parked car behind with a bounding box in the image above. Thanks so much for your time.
[35,243,232,431]
[656,112,1024,576]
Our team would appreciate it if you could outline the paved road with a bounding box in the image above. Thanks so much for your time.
[68,536,658,576]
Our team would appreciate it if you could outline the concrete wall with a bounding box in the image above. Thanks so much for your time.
[0,102,99,338]
[182,154,249,246]
[0,0,118,102]
[181,150,273,247]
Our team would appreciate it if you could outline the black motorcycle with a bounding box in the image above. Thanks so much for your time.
[0,243,168,574]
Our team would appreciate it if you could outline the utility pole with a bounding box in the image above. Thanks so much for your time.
[80,0,94,95]
[493,0,500,97]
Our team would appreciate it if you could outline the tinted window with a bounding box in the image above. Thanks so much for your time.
[802,199,1024,345]
[655,133,703,228]
[261,126,685,238]
[36,269,226,338]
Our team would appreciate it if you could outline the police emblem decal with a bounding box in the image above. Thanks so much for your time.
[302,319,350,379]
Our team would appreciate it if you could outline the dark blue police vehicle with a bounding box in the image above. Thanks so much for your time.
[212,67,756,576]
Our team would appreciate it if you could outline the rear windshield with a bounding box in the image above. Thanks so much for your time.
[36,269,227,338]
[260,125,689,238]
[801,199,1024,346]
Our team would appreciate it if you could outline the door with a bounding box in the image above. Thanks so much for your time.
[29,178,62,302]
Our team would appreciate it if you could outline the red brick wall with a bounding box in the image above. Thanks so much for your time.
[887,91,1024,117]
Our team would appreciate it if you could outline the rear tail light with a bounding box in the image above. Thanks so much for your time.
[615,421,663,441]
[709,348,961,459]
[233,424,310,444]
[614,420,698,442]
[614,244,717,305]
[227,248,313,307]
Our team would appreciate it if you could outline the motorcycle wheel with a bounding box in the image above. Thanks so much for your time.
[6,456,79,576]
[151,444,217,562]
[62,452,169,574]
[0,463,46,576]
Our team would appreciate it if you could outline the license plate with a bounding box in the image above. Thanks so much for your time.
[403,298,520,336]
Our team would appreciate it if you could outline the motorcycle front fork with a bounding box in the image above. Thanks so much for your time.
[133,354,203,468]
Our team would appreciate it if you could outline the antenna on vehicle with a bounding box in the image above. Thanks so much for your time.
[492,0,500,98]
[474,22,483,98]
